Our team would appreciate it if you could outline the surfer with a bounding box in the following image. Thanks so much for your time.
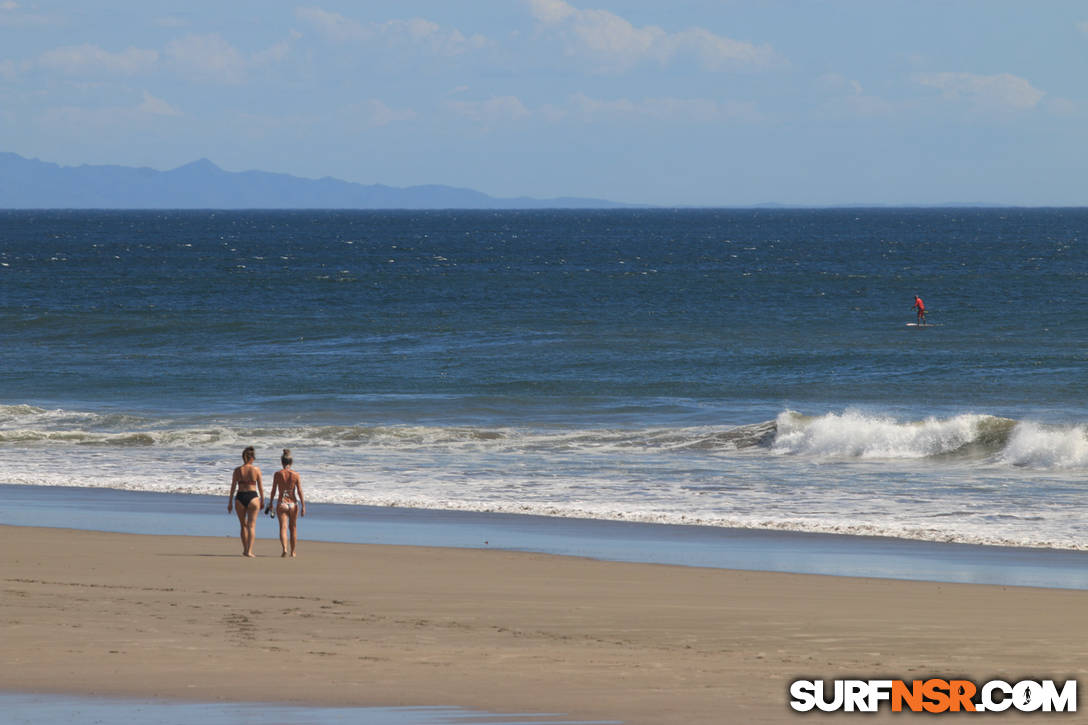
[265,449,305,557]
[228,446,264,557]
[913,295,926,326]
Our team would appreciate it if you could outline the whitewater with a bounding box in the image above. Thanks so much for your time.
[4,403,1086,550]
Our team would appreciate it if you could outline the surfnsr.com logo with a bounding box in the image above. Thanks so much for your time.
[789,679,1077,713]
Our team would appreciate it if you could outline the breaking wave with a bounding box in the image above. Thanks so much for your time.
[1,404,1085,469]
[770,409,1087,468]
[998,421,1088,468]
[773,410,1013,459]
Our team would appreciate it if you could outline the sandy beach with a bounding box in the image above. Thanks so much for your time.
[2,525,1086,723]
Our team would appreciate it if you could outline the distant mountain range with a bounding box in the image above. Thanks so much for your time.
[0,152,632,209]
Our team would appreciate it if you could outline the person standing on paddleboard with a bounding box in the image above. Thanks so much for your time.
[913,295,926,325]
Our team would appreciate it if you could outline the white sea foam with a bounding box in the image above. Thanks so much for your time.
[3,405,1087,550]
[9,467,1085,551]
[0,404,149,430]
[771,409,1011,460]
[998,422,1088,469]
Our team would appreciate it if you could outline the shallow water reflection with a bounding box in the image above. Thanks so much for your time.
[1,694,621,725]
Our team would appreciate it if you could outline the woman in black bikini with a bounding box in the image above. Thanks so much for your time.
[265,449,305,557]
[228,446,264,557]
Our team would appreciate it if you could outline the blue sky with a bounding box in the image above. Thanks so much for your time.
[1,0,1086,205]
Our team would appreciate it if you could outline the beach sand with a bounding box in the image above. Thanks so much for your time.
[2,526,1086,724]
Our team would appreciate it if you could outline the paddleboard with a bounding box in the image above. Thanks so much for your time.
[905,322,938,327]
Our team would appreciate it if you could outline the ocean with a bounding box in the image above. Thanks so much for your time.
[2,208,1086,550]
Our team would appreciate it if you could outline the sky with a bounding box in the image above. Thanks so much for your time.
[1,0,1086,206]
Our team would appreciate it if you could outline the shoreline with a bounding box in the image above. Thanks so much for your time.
[6,483,1088,589]
[4,525,1087,724]
[0,693,613,725]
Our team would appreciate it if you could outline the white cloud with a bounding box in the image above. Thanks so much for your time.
[571,94,636,115]
[37,45,158,76]
[42,93,185,129]
[400,18,488,55]
[666,27,781,71]
[296,6,369,43]
[137,91,181,116]
[442,92,760,127]
[161,32,291,83]
[816,73,862,96]
[529,0,576,24]
[571,93,760,122]
[445,95,531,124]
[535,102,568,123]
[28,34,292,85]
[913,72,1045,111]
[354,98,417,127]
[527,0,781,72]
[815,74,895,116]
[296,6,487,56]
[251,32,299,66]
[0,1,55,27]
[165,34,247,84]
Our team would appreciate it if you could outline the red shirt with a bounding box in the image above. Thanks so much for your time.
[914,297,925,311]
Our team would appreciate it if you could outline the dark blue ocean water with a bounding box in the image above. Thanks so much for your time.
[2,209,1086,548]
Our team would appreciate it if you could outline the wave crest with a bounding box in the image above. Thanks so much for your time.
[998,422,1088,468]
[770,409,1017,460]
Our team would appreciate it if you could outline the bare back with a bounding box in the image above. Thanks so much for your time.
[234,463,260,491]
[273,468,300,502]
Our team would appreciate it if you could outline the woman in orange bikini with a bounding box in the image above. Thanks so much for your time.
[266,448,305,557]
[228,446,264,557]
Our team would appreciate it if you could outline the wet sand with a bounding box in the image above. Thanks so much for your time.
[8,483,1088,588]
[2,525,1086,724]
